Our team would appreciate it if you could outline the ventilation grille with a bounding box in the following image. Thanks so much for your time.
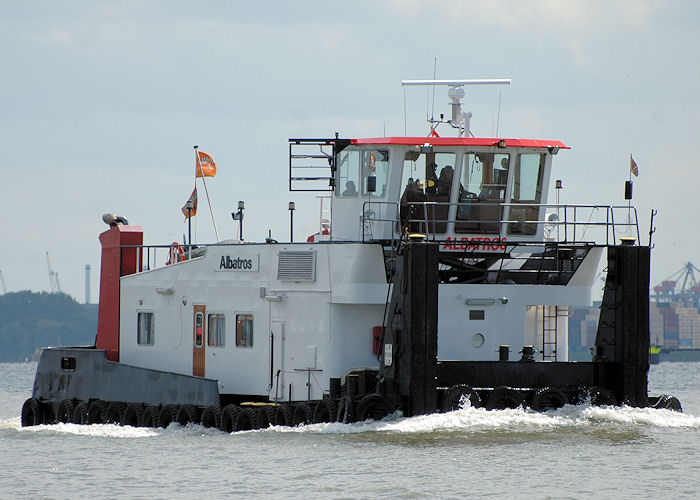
[277,251,316,281]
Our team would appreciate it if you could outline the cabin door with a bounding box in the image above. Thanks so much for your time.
[270,320,285,402]
[193,304,206,377]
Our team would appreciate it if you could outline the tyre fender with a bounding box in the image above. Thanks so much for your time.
[21,398,43,427]
[356,394,394,422]
[219,404,240,433]
[257,406,277,428]
[201,405,223,428]
[441,385,482,412]
[529,388,568,412]
[234,407,259,432]
[122,403,145,427]
[313,398,338,423]
[176,404,200,426]
[72,402,89,425]
[292,402,314,426]
[486,386,525,410]
[56,399,75,423]
[159,404,180,427]
[274,403,294,427]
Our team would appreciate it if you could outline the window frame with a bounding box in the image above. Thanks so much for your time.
[207,312,226,347]
[235,313,254,348]
[137,311,155,346]
[194,311,204,348]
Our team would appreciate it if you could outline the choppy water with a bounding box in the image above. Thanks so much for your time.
[1,362,699,499]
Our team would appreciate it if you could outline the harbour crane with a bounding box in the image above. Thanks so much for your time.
[46,252,62,293]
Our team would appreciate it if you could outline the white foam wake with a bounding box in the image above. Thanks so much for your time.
[266,403,700,435]
[3,403,698,438]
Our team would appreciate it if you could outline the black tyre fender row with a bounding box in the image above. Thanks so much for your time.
[19,397,378,430]
[438,385,674,412]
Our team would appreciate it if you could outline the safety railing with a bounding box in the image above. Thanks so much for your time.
[388,201,640,246]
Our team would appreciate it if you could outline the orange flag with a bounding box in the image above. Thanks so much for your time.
[182,187,198,219]
[196,150,217,178]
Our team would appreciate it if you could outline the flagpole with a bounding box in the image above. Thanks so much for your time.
[194,145,221,242]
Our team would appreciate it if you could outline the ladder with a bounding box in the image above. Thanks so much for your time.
[541,305,560,360]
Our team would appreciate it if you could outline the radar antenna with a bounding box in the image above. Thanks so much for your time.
[402,79,511,137]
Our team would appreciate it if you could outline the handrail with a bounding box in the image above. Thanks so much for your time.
[369,201,640,246]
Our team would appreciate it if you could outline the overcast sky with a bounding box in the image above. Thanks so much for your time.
[1,1,699,302]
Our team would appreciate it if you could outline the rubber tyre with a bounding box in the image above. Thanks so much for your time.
[529,388,568,412]
[159,404,180,427]
[356,394,394,421]
[21,398,43,427]
[313,398,338,423]
[588,386,617,406]
[336,397,356,424]
[219,404,240,433]
[201,405,223,429]
[105,402,126,424]
[72,402,89,425]
[142,405,161,428]
[486,387,525,410]
[654,394,682,412]
[122,403,145,427]
[257,406,277,428]
[274,403,294,427]
[87,400,108,424]
[41,402,56,424]
[292,402,314,426]
[56,399,75,423]
[442,385,482,412]
[234,407,259,431]
[176,404,200,426]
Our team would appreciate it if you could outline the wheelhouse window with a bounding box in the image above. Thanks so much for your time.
[508,153,544,236]
[194,311,204,348]
[236,314,253,347]
[336,149,360,197]
[361,149,389,197]
[137,312,154,345]
[400,151,456,233]
[207,313,225,347]
[336,148,389,198]
[455,153,510,234]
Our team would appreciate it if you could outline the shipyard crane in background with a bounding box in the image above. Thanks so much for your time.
[652,261,700,298]
[0,270,7,294]
[46,252,62,294]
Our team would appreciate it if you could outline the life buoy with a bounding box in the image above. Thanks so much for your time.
[167,242,185,265]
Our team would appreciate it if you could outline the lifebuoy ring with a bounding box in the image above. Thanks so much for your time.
[167,242,185,265]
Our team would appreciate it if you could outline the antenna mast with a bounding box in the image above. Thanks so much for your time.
[402,79,511,137]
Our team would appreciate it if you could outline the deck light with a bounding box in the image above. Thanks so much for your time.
[548,146,560,155]
[289,201,295,242]
[232,201,245,240]
[496,139,506,148]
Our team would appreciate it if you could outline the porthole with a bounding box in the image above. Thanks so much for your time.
[472,333,485,348]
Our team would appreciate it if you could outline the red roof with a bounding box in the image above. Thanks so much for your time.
[351,136,569,149]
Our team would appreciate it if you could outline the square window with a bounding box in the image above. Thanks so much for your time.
[236,314,253,347]
[137,312,154,345]
[208,313,225,347]
[469,310,485,320]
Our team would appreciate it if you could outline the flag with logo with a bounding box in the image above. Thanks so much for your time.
[196,150,217,178]
[181,187,198,219]
[630,154,638,177]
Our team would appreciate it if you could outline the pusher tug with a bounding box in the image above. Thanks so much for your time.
[21,79,681,431]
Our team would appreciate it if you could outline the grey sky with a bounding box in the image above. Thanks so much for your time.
[1,1,699,301]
